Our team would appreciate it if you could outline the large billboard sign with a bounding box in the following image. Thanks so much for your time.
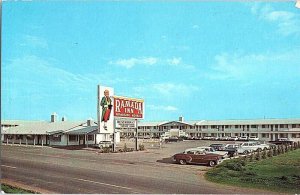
[98,86,114,134]
[114,96,144,119]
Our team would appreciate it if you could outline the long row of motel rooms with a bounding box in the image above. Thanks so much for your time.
[128,117,300,141]
[1,116,300,145]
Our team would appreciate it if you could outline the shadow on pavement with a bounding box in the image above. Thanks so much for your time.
[156,157,175,164]
[51,145,86,150]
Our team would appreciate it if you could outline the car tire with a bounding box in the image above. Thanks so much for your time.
[257,148,262,152]
[243,150,248,155]
[179,159,187,165]
[209,160,217,167]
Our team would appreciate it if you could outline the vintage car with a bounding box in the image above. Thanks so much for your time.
[196,146,228,158]
[224,144,239,157]
[238,136,249,141]
[209,143,226,151]
[249,136,259,141]
[269,138,294,145]
[172,148,223,167]
[237,141,270,154]
[228,136,239,141]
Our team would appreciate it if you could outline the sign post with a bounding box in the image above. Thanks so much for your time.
[135,119,138,151]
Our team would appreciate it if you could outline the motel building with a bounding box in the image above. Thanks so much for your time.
[2,115,300,145]
[1,113,120,147]
[123,117,300,142]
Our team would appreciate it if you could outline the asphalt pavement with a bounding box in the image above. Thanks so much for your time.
[1,141,276,194]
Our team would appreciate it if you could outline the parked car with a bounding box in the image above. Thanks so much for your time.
[202,136,213,140]
[165,136,180,142]
[219,136,229,141]
[209,143,226,151]
[228,136,239,141]
[238,136,248,141]
[269,138,294,145]
[196,146,228,158]
[224,144,239,157]
[248,136,259,141]
[97,141,113,149]
[172,148,223,167]
[237,141,270,154]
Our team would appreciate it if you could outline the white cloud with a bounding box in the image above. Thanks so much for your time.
[167,57,181,65]
[148,104,178,112]
[206,49,300,81]
[21,35,48,48]
[252,4,300,36]
[192,24,199,29]
[111,56,195,70]
[110,57,158,69]
[152,82,199,97]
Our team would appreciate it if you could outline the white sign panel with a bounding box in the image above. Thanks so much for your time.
[99,85,114,134]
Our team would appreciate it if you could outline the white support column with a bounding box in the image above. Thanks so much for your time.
[42,139,44,147]
[85,134,88,148]
[34,136,36,146]
[26,137,28,147]
[6,138,8,145]
[19,139,21,146]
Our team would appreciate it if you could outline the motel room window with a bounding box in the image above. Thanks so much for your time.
[292,124,296,128]
[251,125,257,128]
[280,124,284,128]
[262,134,269,138]
[26,135,34,140]
[292,134,300,138]
[225,125,229,129]
[87,135,94,141]
[235,125,239,129]
[262,125,265,128]
[69,135,78,142]
[51,134,61,142]
[16,135,23,140]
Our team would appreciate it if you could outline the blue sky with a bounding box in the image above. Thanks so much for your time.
[2,2,300,121]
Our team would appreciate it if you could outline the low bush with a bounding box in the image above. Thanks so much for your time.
[139,144,145,151]
[223,159,245,171]
[268,149,273,157]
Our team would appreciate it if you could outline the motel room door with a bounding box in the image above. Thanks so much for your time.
[79,135,85,145]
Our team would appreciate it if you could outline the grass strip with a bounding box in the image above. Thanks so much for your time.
[1,184,38,194]
[205,149,300,193]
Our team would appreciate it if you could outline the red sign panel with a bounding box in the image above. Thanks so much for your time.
[114,96,144,119]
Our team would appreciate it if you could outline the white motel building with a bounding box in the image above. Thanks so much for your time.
[130,117,300,142]
[1,114,300,146]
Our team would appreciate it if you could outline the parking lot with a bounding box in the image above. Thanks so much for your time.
[1,140,276,194]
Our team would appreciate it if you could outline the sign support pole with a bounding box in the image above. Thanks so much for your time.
[97,85,101,134]
[135,119,138,151]
[113,118,116,152]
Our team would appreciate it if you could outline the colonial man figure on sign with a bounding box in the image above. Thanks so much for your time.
[100,89,113,130]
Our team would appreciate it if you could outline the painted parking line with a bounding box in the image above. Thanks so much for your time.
[74,178,133,191]
[1,165,17,169]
